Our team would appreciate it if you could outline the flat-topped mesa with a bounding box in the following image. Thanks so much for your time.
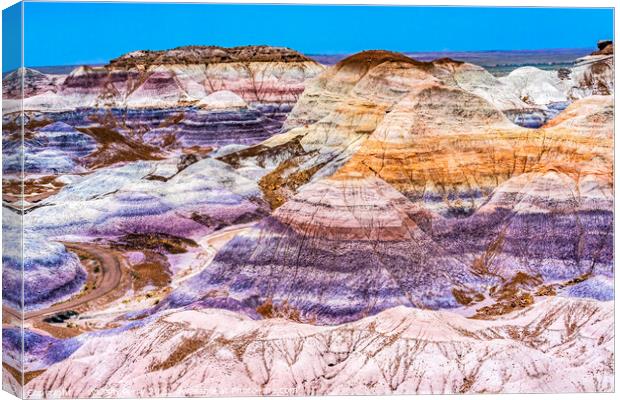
[51,45,324,111]
[109,45,315,68]
[2,45,324,151]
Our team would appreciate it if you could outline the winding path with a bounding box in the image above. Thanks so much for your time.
[3,224,253,322]
[2,243,124,321]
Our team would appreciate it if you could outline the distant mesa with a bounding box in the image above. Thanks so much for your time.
[1,45,325,145]
[109,45,315,68]
[432,56,466,65]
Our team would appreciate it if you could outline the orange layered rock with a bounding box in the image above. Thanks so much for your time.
[335,93,612,214]
[274,177,424,241]
[224,51,612,216]
[240,52,484,205]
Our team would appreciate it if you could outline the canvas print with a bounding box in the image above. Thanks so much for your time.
[1,1,615,397]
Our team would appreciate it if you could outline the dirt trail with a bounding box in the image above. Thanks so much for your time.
[3,223,253,324]
[203,223,254,249]
[2,243,124,321]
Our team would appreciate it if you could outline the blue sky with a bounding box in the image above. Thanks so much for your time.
[2,1,21,72]
[3,2,615,71]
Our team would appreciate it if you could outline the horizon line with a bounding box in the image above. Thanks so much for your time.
[17,45,597,70]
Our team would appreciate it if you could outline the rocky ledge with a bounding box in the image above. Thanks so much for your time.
[109,45,315,68]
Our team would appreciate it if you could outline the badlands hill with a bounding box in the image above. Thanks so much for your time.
[500,40,614,107]
[150,50,615,324]
[2,43,614,396]
[2,68,63,98]
[1,43,612,174]
[2,46,613,315]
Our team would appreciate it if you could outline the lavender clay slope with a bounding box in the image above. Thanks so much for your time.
[169,177,496,323]
[2,156,268,310]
